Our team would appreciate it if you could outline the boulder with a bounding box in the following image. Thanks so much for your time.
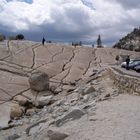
[29,71,49,92]
[55,108,85,127]
[35,95,53,108]
[10,104,24,119]
[13,95,31,107]
[82,86,95,95]
[5,134,20,140]
[47,130,68,140]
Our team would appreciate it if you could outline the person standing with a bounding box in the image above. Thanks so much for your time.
[126,55,130,70]
[42,37,45,46]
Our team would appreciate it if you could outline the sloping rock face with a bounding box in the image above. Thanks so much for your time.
[113,27,140,52]
[0,40,139,140]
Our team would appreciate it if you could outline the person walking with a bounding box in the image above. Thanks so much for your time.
[42,37,45,46]
[126,55,130,70]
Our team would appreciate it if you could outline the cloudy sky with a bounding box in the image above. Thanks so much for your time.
[0,0,140,46]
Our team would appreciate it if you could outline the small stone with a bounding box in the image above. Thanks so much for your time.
[14,95,33,108]
[82,100,96,110]
[89,115,97,121]
[54,88,62,94]
[96,98,102,102]
[111,91,119,97]
[47,130,68,140]
[100,93,111,101]
[26,109,35,116]
[53,106,69,118]
[82,86,95,95]
[45,106,54,113]
[83,95,90,103]
[14,95,29,106]
[54,100,65,106]
[74,86,84,93]
[5,134,20,140]
[62,85,76,92]
[104,93,111,98]
[29,71,49,92]
[10,104,24,119]
[133,92,139,96]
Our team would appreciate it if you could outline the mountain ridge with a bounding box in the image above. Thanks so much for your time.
[113,27,140,52]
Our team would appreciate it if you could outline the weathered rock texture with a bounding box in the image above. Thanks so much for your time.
[0,40,140,140]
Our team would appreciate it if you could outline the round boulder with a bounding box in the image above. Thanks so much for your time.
[10,104,24,119]
[29,71,49,92]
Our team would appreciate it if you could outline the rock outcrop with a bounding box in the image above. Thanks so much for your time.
[113,27,140,52]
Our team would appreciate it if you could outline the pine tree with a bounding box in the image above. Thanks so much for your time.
[97,34,102,47]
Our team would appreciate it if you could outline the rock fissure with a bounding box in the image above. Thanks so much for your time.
[61,66,72,83]
[25,118,48,135]
[62,50,75,71]
[51,47,64,62]
[0,88,30,105]
[82,60,92,76]
[31,48,36,68]
[0,67,28,77]
[0,88,12,98]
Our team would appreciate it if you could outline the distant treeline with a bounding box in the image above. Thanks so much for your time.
[0,33,104,48]
[0,33,24,41]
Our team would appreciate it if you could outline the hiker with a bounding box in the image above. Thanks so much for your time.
[42,37,45,46]
[126,55,130,70]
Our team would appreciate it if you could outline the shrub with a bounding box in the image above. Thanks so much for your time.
[129,45,134,51]
[97,34,102,47]
[0,34,6,41]
[16,34,24,40]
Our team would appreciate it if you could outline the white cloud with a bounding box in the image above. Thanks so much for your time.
[0,0,140,45]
